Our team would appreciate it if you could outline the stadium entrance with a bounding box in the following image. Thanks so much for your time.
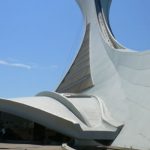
[0,111,72,145]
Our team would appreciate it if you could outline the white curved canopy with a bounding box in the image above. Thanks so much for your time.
[0,92,122,140]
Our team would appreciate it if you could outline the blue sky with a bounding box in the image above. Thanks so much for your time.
[110,0,150,50]
[0,0,149,98]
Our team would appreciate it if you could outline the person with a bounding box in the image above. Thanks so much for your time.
[0,127,6,140]
[1,128,6,135]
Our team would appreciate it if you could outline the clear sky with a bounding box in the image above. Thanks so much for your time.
[110,0,150,51]
[0,0,149,98]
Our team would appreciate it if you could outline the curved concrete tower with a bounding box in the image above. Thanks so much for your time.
[0,0,150,149]
[57,0,150,149]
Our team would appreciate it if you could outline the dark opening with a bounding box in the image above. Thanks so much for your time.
[0,111,72,145]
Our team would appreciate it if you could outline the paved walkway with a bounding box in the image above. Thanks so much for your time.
[0,143,62,150]
[0,143,140,150]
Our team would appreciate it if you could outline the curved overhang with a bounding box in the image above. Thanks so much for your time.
[0,97,82,138]
[0,92,123,141]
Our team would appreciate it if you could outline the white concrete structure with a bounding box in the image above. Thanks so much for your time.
[0,0,150,149]
[0,91,122,145]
